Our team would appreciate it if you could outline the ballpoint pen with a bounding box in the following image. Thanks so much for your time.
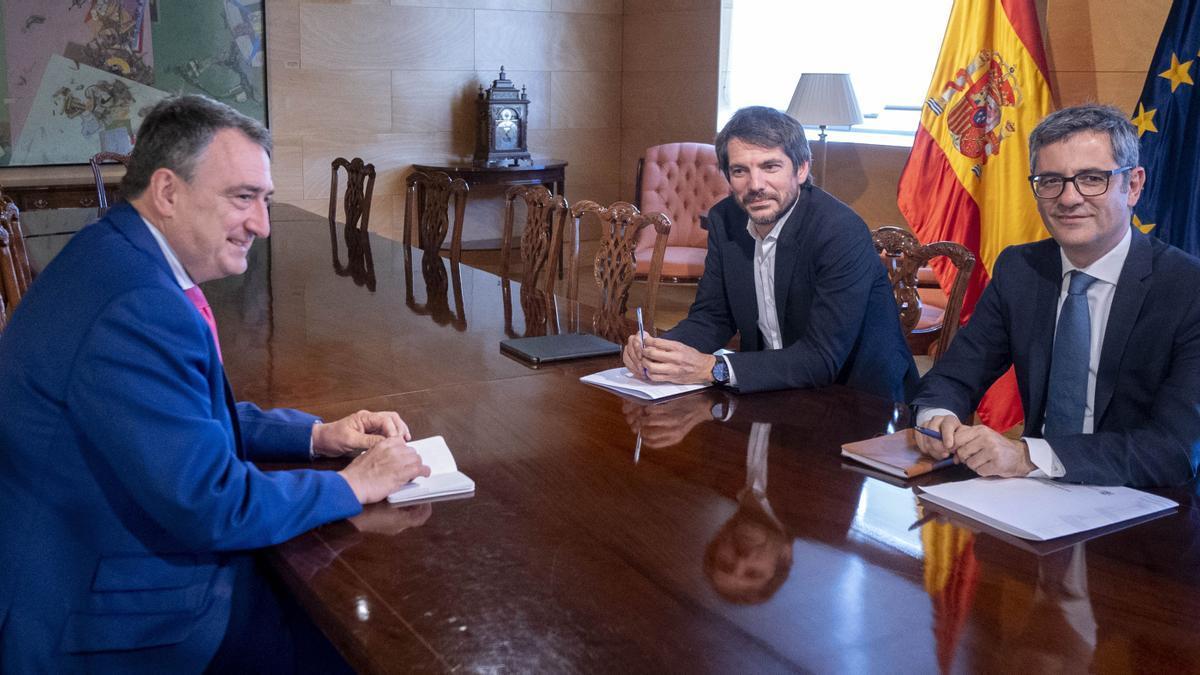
[914,426,943,440]
[634,431,643,463]
[915,426,956,468]
[636,306,649,378]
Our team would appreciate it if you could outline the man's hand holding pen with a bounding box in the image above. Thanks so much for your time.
[915,415,1036,477]
[622,333,717,385]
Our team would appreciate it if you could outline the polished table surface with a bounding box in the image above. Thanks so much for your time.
[105,204,1200,671]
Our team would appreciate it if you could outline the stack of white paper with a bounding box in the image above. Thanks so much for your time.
[918,478,1178,541]
[580,367,710,401]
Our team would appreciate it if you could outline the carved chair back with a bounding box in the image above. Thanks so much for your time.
[328,157,378,288]
[872,225,976,358]
[89,152,130,209]
[500,185,568,296]
[568,200,670,343]
[0,218,19,332]
[403,170,468,266]
[0,197,31,298]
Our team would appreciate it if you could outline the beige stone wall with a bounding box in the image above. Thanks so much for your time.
[268,0,623,242]
[619,0,722,204]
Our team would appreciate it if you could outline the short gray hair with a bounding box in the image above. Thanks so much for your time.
[1029,103,1139,174]
[122,95,271,199]
[715,106,812,183]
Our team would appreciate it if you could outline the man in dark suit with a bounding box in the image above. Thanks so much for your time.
[623,106,917,400]
[0,96,430,671]
[913,103,1200,487]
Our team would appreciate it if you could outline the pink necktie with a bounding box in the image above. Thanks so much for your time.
[184,285,223,363]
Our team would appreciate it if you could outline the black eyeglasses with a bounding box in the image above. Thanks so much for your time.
[1028,166,1133,199]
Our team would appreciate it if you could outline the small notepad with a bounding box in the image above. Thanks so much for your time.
[387,436,475,504]
[580,366,710,401]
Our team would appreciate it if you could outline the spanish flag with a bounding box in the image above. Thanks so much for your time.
[898,0,1053,431]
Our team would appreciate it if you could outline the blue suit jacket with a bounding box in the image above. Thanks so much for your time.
[0,204,361,671]
[912,229,1200,486]
[664,187,918,401]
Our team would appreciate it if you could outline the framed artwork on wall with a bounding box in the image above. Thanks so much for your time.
[0,0,266,167]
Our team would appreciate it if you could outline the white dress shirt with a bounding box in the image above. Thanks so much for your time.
[723,198,799,386]
[141,217,197,291]
[917,227,1131,477]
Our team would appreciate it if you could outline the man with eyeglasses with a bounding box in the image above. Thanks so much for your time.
[911,103,1200,487]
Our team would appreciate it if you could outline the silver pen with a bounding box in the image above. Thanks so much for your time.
[636,307,648,378]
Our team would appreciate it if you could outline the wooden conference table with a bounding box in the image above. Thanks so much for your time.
[27,205,1200,672]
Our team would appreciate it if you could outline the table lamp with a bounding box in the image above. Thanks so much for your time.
[785,73,863,187]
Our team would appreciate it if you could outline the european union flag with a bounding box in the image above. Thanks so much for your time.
[1132,0,1200,256]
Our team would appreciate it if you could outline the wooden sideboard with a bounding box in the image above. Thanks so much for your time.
[0,181,119,211]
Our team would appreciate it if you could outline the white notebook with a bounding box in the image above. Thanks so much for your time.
[918,477,1177,541]
[386,436,475,504]
[580,366,710,401]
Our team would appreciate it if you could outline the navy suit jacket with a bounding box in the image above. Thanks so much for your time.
[665,187,917,401]
[912,228,1200,486]
[0,204,362,671]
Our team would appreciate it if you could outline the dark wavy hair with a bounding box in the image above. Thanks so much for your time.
[715,106,812,183]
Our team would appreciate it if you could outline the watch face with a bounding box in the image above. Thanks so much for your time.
[712,360,728,384]
[494,107,518,150]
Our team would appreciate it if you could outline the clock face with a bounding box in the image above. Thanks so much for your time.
[494,107,519,150]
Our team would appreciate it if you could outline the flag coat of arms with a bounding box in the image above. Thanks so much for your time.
[898,0,1053,430]
[1131,0,1200,256]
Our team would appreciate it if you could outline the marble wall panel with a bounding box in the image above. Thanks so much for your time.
[624,0,719,15]
[300,6,475,69]
[622,10,720,72]
[551,0,621,14]
[270,69,393,132]
[1051,71,1152,112]
[475,10,620,72]
[620,70,717,135]
[1045,0,1169,73]
[550,71,622,130]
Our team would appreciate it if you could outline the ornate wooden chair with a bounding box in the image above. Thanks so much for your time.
[0,220,20,331]
[0,197,31,299]
[872,226,975,359]
[568,201,671,343]
[500,185,569,295]
[89,151,130,209]
[328,157,377,289]
[403,170,468,267]
[498,185,568,337]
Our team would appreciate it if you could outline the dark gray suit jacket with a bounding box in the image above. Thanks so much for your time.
[912,228,1200,486]
[664,186,917,401]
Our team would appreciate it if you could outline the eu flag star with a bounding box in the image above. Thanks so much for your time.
[1134,215,1156,234]
[1131,102,1159,137]
[1159,52,1195,92]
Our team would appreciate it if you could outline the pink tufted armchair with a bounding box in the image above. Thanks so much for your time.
[633,143,730,283]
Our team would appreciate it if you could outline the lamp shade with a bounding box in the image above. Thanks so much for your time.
[786,73,863,127]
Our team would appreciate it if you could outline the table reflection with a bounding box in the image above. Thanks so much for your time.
[704,422,793,604]
[405,247,466,331]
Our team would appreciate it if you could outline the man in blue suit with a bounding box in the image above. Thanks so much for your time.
[0,96,430,671]
[913,104,1200,487]
[623,106,917,401]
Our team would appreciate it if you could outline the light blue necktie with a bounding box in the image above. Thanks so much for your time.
[1044,271,1098,436]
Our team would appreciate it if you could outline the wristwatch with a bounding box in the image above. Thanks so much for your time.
[711,358,730,385]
